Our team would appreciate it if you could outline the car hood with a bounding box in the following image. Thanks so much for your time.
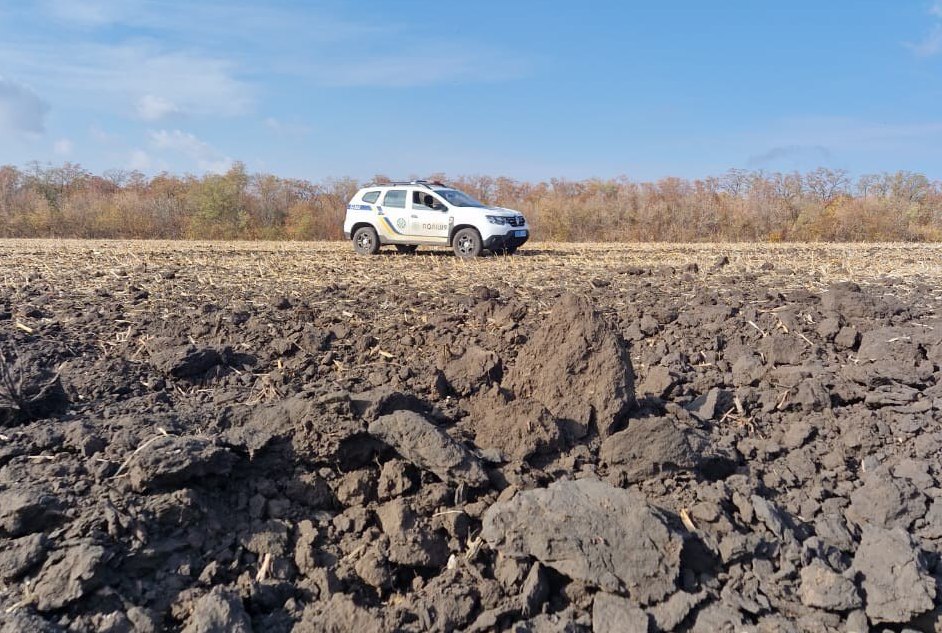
[464,205,519,216]
[448,204,521,217]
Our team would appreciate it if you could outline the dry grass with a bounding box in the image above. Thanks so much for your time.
[4,238,935,413]
[1,240,939,316]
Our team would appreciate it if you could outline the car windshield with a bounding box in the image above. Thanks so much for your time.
[435,188,487,208]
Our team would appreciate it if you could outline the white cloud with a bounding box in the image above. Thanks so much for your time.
[908,3,942,57]
[0,1,527,140]
[128,148,152,171]
[53,138,73,156]
[89,124,116,143]
[150,129,210,154]
[0,41,253,119]
[40,0,140,27]
[40,1,380,44]
[136,94,182,121]
[108,45,252,117]
[0,76,48,136]
[0,1,531,173]
[11,3,525,91]
[149,129,232,174]
[301,48,531,87]
[908,24,942,57]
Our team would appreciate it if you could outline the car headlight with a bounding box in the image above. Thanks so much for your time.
[486,215,506,225]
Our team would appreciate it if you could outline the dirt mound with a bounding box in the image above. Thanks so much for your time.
[852,525,936,624]
[295,594,383,633]
[368,410,488,487]
[821,281,903,320]
[0,533,48,582]
[125,435,236,492]
[465,393,565,461]
[30,541,111,612]
[376,497,449,568]
[0,487,61,537]
[181,588,252,633]
[439,346,502,396]
[798,559,861,611]
[600,414,735,482]
[503,293,636,437]
[845,467,927,529]
[2,242,942,632]
[482,478,682,603]
[149,344,224,379]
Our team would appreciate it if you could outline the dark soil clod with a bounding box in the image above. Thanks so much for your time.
[1,242,940,632]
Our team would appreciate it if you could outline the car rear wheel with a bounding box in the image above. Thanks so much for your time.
[353,226,380,255]
[453,228,483,258]
[395,245,418,254]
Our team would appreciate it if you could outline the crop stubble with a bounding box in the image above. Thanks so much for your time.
[0,239,941,632]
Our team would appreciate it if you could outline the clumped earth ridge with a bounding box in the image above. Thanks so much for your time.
[1,240,941,633]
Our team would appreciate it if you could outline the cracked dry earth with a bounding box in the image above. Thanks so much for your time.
[0,239,941,633]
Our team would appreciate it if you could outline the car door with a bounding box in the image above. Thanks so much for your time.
[376,189,412,241]
[409,189,451,243]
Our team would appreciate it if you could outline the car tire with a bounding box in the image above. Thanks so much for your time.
[453,228,483,258]
[353,226,380,255]
[395,245,418,254]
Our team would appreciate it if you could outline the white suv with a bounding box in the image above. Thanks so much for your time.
[343,181,529,258]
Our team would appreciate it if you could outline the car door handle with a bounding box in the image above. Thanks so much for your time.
[411,214,418,218]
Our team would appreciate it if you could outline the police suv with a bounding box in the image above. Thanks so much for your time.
[343,181,529,258]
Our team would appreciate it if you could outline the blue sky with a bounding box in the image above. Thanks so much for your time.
[1,1,941,181]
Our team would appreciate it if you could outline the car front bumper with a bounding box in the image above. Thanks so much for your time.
[483,230,529,251]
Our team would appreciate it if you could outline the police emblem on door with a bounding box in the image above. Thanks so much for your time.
[396,218,407,230]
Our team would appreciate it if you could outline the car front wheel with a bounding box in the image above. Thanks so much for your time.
[453,228,483,258]
[353,226,380,255]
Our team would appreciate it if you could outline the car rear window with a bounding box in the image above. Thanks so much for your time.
[383,190,406,208]
[362,191,380,204]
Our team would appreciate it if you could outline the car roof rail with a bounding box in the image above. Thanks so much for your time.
[368,179,447,189]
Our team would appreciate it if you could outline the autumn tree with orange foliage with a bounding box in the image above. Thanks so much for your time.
[0,163,939,242]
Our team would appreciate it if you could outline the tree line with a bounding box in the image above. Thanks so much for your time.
[0,162,939,241]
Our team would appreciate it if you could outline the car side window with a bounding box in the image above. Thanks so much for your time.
[411,191,445,211]
[383,190,406,208]
[362,191,380,204]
